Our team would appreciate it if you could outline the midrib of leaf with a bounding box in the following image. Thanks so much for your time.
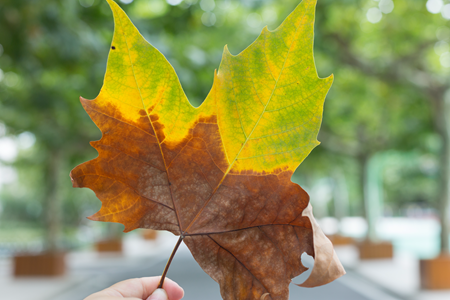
[184,13,307,234]
[114,9,183,233]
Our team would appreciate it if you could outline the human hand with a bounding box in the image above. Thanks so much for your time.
[84,277,184,300]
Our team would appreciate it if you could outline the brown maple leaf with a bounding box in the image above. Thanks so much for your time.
[70,0,345,299]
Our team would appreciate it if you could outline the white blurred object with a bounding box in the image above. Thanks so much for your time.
[167,0,182,6]
[377,217,440,240]
[340,217,368,238]
[427,0,444,14]
[78,0,95,8]
[367,8,382,23]
[379,0,394,14]
[441,52,450,68]
[0,165,17,185]
[185,46,206,66]
[262,7,277,25]
[247,13,262,29]
[442,4,450,19]
[318,217,339,236]
[17,132,36,150]
[0,137,18,162]
[200,0,215,11]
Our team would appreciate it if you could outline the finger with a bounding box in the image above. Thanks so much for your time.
[158,278,184,300]
[146,288,168,300]
[87,277,159,299]
[86,296,142,300]
[89,277,183,300]
[84,291,141,300]
[95,277,158,299]
[134,277,184,300]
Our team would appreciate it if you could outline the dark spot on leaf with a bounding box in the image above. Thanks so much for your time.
[111,46,116,50]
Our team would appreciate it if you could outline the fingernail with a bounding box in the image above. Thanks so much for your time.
[147,288,168,300]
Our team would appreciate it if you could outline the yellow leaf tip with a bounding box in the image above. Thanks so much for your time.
[106,0,123,17]
[223,44,233,58]
[329,73,334,81]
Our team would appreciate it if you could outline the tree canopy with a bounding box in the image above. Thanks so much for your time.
[0,0,448,252]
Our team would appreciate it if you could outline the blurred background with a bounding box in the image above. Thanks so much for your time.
[1,0,450,299]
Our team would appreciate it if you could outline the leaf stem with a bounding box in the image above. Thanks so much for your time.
[158,235,183,288]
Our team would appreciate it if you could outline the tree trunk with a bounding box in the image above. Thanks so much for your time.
[44,150,62,253]
[359,153,383,242]
[439,112,450,254]
[332,170,349,222]
[431,90,450,254]
[358,154,369,220]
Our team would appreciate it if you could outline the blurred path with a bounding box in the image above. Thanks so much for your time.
[5,233,447,300]
[54,242,397,300]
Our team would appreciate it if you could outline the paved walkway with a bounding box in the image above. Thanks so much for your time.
[335,245,450,300]
[1,232,450,300]
[54,241,392,300]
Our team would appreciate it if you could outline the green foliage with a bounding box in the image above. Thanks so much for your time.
[0,0,449,250]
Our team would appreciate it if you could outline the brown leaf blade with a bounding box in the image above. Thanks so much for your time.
[71,0,345,299]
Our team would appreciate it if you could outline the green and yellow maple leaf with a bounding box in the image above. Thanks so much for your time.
[70,0,345,299]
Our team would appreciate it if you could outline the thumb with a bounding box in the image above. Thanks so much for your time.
[146,288,169,300]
